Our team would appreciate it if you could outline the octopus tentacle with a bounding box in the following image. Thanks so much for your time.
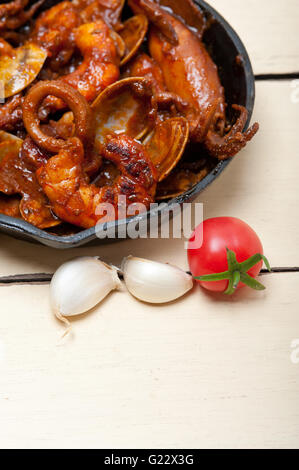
[204,105,259,160]
[22,80,93,153]
[0,94,24,133]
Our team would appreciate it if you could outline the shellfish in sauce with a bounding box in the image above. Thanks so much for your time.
[0,0,259,230]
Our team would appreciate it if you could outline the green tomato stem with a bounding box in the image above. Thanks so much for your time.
[194,248,271,295]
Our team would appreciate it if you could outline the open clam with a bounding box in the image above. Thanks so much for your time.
[0,130,60,228]
[119,15,148,66]
[0,43,47,98]
[144,117,189,182]
[156,167,208,200]
[110,30,126,60]
[0,130,23,164]
[93,117,189,195]
[92,77,157,150]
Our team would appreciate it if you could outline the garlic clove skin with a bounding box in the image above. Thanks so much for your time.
[50,257,121,320]
[122,256,193,304]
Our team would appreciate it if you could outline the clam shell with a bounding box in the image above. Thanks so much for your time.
[92,77,156,150]
[0,43,47,98]
[145,117,189,182]
[119,15,148,66]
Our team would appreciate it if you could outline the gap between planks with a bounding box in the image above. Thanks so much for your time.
[255,73,299,80]
[0,268,298,286]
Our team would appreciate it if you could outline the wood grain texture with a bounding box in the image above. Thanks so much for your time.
[0,80,298,274]
[0,273,298,449]
[208,0,299,75]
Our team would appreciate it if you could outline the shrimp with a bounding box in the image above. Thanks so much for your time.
[40,21,121,114]
[62,22,121,101]
[0,93,24,133]
[36,134,158,228]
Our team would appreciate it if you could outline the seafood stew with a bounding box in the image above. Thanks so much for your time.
[0,0,258,247]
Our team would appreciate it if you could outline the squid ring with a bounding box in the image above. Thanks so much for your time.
[22,81,93,153]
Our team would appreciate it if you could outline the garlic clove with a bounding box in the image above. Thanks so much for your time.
[50,257,121,333]
[122,256,193,304]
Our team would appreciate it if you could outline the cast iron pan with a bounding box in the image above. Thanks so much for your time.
[0,0,256,248]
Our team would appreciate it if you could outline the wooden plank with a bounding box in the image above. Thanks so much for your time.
[0,273,298,448]
[208,0,299,75]
[0,80,298,274]
[199,79,299,267]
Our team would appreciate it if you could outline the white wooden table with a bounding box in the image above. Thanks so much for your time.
[0,0,298,449]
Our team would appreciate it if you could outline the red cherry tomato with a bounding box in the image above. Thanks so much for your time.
[188,217,265,293]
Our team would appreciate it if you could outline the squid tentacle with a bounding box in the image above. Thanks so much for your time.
[22,80,93,153]
[204,105,259,160]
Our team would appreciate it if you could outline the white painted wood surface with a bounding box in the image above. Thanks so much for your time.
[0,274,298,449]
[0,80,298,450]
[0,0,299,450]
[209,0,299,75]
